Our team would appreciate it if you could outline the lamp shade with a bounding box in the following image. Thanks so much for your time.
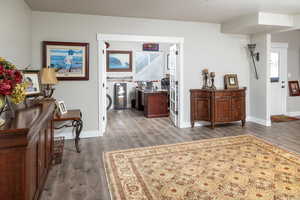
[41,68,58,85]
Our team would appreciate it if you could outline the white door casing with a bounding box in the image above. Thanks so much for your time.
[169,44,179,126]
[270,43,288,116]
[97,34,184,134]
[98,40,107,135]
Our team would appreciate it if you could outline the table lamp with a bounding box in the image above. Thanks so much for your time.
[41,68,58,98]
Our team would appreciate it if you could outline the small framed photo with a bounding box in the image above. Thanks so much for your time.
[22,70,42,97]
[143,43,159,51]
[56,100,68,115]
[43,41,89,81]
[288,81,300,96]
[107,51,132,72]
[224,74,239,89]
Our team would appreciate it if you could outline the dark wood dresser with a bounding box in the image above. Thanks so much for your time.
[190,88,246,128]
[0,100,55,200]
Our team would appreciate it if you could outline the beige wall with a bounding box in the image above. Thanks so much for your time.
[31,11,251,136]
[272,30,300,113]
[0,0,32,67]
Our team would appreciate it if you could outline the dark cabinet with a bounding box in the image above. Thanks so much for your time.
[190,88,246,128]
[144,92,169,118]
[0,101,55,200]
[136,89,169,118]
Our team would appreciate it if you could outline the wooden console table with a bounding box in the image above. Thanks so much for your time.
[0,100,55,200]
[53,109,83,153]
[190,88,246,128]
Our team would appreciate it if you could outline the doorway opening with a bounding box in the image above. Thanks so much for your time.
[97,34,184,135]
[269,30,300,123]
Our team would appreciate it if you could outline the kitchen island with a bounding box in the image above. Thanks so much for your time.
[135,88,169,118]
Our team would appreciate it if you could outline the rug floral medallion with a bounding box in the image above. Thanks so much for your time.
[104,135,300,200]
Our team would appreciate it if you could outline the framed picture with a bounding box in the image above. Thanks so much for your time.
[22,70,42,97]
[224,74,239,89]
[143,43,159,51]
[107,51,132,72]
[288,81,300,96]
[43,41,89,81]
[56,100,68,115]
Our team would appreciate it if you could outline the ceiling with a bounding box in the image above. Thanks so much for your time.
[25,0,300,23]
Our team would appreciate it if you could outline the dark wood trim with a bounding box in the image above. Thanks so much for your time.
[43,41,89,81]
[106,50,132,72]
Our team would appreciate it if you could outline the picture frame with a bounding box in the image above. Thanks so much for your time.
[43,41,89,81]
[107,51,132,72]
[288,81,300,96]
[22,70,42,97]
[56,100,68,115]
[143,43,159,51]
[224,74,239,89]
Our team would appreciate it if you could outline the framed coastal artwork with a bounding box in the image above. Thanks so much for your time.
[43,41,89,80]
[106,51,132,72]
[22,70,42,97]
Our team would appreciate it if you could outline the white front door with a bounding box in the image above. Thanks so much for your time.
[270,43,288,116]
[98,40,107,135]
[169,44,179,127]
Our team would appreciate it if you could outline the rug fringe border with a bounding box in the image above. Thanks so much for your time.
[103,153,115,200]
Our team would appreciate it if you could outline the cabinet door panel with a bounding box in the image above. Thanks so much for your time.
[45,122,53,168]
[214,97,231,122]
[26,141,38,200]
[193,97,210,121]
[38,128,47,185]
[0,149,25,200]
[231,96,245,121]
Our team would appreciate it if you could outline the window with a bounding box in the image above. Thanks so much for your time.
[270,52,280,82]
[135,52,164,81]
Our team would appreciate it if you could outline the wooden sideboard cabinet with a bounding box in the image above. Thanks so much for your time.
[190,88,246,128]
[0,100,55,200]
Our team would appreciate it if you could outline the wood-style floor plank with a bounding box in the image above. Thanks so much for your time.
[40,110,300,200]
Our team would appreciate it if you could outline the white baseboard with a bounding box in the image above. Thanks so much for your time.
[54,129,102,140]
[247,116,272,127]
[180,121,208,128]
[287,111,300,117]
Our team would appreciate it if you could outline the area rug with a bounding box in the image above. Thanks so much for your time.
[271,115,300,123]
[103,135,300,200]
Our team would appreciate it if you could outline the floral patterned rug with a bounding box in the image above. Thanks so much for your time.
[104,135,300,200]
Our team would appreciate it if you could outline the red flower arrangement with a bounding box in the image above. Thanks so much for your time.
[0,61,22,95]
[0,58,27,105]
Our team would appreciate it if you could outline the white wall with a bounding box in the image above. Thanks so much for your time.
[249,33,272,126]
[31,11,251,136]
[271,30,300,114]
[0,0,32,67]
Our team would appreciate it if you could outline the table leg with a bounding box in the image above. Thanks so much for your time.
[73,119,83,153]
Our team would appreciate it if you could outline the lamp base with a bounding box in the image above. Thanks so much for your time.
[43,85,55,98]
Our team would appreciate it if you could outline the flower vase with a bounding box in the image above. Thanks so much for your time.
[0,96,15,123]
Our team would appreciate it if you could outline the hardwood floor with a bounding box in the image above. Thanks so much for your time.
[40,110,300,200]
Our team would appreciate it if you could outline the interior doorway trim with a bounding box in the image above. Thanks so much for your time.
[97,33,185,135]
